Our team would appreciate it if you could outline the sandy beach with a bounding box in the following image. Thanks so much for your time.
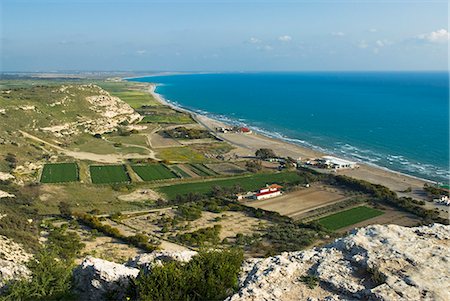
[147,83,434,201]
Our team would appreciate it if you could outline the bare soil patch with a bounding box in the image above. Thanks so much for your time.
[148,133,181,148]
[177,164,201,178]
[117,189,160,202]
[205,163,247,175]
[245,185,348,219]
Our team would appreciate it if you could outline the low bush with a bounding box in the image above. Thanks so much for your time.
[131,249,243,301]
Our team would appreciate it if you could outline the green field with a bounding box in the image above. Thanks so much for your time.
[158,171,302,199]
[140,114,193,124]
[89,165,130,184]
[189,164,218,176]
[156,147,207,163]
[317,206,384,230]
[169,165,192,178]
[40,163,79,183]
[131,164,178,181]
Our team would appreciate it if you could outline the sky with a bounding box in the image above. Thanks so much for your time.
[1,0,448,72]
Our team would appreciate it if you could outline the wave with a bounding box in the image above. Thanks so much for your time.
[154,86,449,183]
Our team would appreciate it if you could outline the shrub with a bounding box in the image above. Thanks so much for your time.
[174,225,222,247]
[255,148,276,159]
[131,249,243,301]
[176,205,202,221]
[1,226,84,300]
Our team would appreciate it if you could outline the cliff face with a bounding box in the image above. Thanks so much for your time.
[227,224,450,301]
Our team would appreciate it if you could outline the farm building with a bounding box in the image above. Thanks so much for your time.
[253,184,282,200]
[236,184,283,201]
[318,156,357,169]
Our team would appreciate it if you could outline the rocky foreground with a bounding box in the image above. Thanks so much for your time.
[227,224,449,301]
[1,224,449,300]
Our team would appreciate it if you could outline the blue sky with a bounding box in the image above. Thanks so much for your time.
[1,0,448,71]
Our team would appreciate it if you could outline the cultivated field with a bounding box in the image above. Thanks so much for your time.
[206,163,247,175]
[156,147,207,163]
[90,165,130,184]
[189,164,218,176]
[140,113,193,124]
[317,206,384,230]
[40,163,79,183]
[337,204,420,232]
[244,185,348,218]
[157,171,303,199]
[131,164,178,181]
[169,165,192,178]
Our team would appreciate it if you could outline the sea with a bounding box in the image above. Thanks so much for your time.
[130,72,449,183]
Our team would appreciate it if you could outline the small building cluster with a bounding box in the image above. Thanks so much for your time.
[434,195,450,206]
[216,126,252,134]
[306,156,358,170]
[236,184,283,201]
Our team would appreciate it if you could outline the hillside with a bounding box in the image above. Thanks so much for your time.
[26,223,447,301]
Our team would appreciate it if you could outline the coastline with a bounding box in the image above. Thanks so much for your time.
[145,82,433,200]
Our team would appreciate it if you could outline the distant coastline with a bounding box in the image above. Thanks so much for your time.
[135,81,438,200]
[128,72,449,184]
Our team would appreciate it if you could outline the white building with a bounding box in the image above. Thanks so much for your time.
[434,195,450,206]
[253,184,283,200]
[319,156,357,169]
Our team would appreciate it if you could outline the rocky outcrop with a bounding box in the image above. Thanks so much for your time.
[73,251,198,301]
[127,250,197,271]
[0,236,32,293]
[227,224,450,301]
[70,224,449,301]
[0,172,14,182]
[40,84,142,137]
[83,85,142,135]
[72,256,139,301]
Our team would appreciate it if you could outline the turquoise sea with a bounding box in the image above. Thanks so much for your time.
[131,72,449,183]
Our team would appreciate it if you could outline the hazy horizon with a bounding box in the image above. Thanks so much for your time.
[1,0,448,72]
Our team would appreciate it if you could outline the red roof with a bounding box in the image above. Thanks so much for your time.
[268,184,283,189]
[241,127,251,132]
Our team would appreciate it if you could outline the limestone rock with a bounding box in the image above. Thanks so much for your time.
[0,260,30,293]
[0,236,32,293]
[73,256,139,301]
[127,250,198,271]
[227,224,450,301]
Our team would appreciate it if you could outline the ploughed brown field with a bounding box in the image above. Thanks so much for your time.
[244,185,348,219]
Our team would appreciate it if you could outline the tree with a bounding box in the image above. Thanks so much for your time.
[255,148,276,160]
[58,201,72,218]
[245,160,262,173]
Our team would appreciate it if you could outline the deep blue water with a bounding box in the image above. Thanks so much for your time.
[131,72,449,182]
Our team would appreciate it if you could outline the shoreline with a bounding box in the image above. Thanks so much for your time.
[143,82,435,200]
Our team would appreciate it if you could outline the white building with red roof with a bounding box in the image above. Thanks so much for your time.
[253,184,282,200]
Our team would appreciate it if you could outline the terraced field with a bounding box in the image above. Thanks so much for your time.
[131,164,178,181]
[90,165,130,184]
[189,164,218,177]
[40,163,79,183]
[169,165,192,178]
[317,206,384,230]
